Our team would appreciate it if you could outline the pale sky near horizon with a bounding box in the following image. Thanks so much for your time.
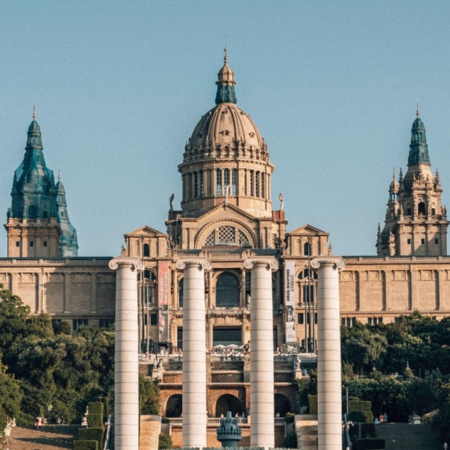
[1,1,450,257]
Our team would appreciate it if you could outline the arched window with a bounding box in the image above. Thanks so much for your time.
[215,394,243,418]
[143,244,150,257]
[418,202,426,215]
[304,242,311,256]
[216,273,240,307]
[166,394,182,418]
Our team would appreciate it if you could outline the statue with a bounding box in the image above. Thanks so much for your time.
[169,193,174,211]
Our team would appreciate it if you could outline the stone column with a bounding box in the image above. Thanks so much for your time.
[109,256,143,450]
[176,258,211,448]
[244,257,279,450]
[311,257,345,450]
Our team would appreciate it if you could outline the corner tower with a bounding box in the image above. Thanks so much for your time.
[5,112,78,257]
[178,50,275,219]
[377,111,448,256]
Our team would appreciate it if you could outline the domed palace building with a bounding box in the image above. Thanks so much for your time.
[2,53,450,446]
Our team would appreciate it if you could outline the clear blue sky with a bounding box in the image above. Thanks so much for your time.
[1,1,450,257]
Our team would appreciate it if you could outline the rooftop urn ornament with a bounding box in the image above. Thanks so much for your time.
[216,411,242,448]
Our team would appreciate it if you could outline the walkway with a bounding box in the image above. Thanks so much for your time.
[7,424,78,450]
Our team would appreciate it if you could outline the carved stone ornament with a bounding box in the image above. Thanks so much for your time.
[244,258,279,271]
[108,257,143,271]
[176,258,211,271]
[311,257,345,270]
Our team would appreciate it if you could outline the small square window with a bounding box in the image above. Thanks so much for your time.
[16,242,20,247]
[421,239,425,245]
[407,239,411,244]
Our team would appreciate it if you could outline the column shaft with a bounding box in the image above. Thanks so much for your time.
[245,258,278,450]
[109,257,142,450]
[177,259,210,448]
[312,257,345,450]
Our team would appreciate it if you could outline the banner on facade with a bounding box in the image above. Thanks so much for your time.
[158,261,169,306]
[285,260,296,343]
[158,308,169,343]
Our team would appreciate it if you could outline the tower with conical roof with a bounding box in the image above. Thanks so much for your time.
[377,111,448,256]
[5,112,78,257]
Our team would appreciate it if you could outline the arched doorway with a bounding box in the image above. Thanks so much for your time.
[166,394,182,417]
[215,394,243,417]
[274,393,293,417]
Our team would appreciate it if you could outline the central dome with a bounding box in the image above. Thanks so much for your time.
[189,103,263,150]
[178,51,274,219]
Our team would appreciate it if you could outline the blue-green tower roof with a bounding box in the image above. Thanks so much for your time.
[408,111,430,166]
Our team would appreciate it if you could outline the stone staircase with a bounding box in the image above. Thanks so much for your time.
[139,415,161,450]
[7,424,78,449]
[295,414,318,449]
[375,423,441,450]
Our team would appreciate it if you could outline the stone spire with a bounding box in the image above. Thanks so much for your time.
[215,48,237,105]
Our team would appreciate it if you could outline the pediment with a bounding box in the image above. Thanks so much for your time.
[196,203,258,227]
[125,225,167,238]
[288,224,329,237]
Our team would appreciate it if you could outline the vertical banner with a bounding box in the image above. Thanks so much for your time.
[158,262,170,342]
[285,260,297,343]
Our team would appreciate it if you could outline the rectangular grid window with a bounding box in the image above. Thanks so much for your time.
[216,169,222,195]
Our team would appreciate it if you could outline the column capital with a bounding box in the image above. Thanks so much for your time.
[176,258,211,271]
[311,257,345,270]
[244,258,279,271]
[109,256,143,271]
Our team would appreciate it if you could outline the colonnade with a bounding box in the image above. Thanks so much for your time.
[110,255,344,450]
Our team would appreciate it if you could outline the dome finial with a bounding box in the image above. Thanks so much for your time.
[33,104,36,121]
[416,98,420,118]
[215,48,237,105]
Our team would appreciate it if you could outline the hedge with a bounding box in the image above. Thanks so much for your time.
[87,402,103,428]
[354,438,385,450]
[73,440,98,450]
[308,395,317,414]
[78,427,104,444]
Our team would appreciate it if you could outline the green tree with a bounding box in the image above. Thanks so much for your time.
[140,375,160,415]
[0,357,22,440]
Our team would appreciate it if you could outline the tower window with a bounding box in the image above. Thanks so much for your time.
[216,169,222,195]
[30,241,34,247]
[435,238,439,244]
[199,170,204,197]
[194,172,198,198]
[421,238,425,245]
[16,242,20,247]
[143,244,150,257]
[43,211,48,218]
[44,241,48,247]
[407,239,411,244]
[250,171,254,196]
[255,172,260,197]
[224,169,230,191]
[406,208,411,215]
[418,202,426,215]
[304,242,311,256]
[432,208,436,215]
[232,169,237,196]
